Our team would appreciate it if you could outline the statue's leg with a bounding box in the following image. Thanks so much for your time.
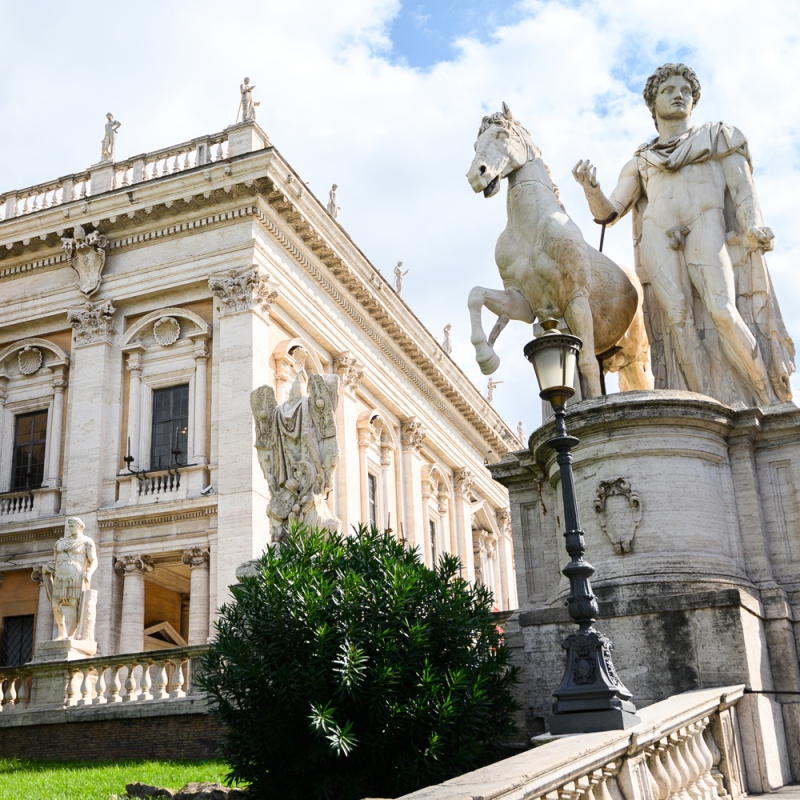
[640,232,707,394]
[468,286,533,375]
[686,221,774,405]
[617,301,654,391]
[563,293,603,398]
[66,599,80,638]
[52,602,67,640]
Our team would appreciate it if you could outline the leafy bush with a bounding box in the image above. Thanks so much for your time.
[199,525,519,800]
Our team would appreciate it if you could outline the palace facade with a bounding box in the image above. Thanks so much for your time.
[0,118,518,665]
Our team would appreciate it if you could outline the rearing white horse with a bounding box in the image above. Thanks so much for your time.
[466,104,653,398]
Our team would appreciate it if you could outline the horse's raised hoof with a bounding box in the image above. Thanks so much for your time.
[477,350,501,375]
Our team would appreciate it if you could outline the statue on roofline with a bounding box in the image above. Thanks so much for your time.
[573,62,794,407]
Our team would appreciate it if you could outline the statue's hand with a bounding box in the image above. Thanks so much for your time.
[572,159,598,191]
[746,225,775,253]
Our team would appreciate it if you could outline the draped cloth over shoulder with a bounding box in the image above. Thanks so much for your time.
[632,122,795,404]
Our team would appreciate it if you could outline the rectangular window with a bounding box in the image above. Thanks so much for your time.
[11,410,48,491]
[429,519,437,564]
[151,385,189,470]
[367,473,377,528]
[0,615,34,667]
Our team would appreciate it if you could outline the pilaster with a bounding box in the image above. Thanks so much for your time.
[333,352,363,531]
[400,417,426,556]
[454,467,477,581]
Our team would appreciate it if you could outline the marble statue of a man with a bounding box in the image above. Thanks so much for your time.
[101,113,121,162]
[240,77,259,122]
[251,353,340,542]
[573,63,794,407]
[41,516,98,641]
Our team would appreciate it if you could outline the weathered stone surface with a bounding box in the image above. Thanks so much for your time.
[126,782,175,798]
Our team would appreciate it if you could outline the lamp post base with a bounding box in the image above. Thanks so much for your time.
[549,707,641,735]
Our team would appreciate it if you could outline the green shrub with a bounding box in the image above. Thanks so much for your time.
[198,525,519,800]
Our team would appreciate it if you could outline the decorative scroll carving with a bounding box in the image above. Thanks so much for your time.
[181,547,210,568]
[61,225,109,296]
[18,346,42,375]
[208,267,278,317]
[333,351,363,392]
[153,316,181,346]
[68,300,116,346]
[400,417,426,452]
[113,554,155,575]
[453,467,476,498]
[593,477,642,555]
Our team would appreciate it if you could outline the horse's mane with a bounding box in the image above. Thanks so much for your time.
[478,111,564,208]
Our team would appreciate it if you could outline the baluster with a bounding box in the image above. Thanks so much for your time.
[156,659,170,700]
[170,657,186,698]
[125,661,140,702]
[80,669,95,705]
[704,728,729,800]
[110,663,124,702]
[140,660,154,701]
[647,745,672,800]
[0,676,7,710]
[182,152,191,170]
[692,721,718,800]
[5,676,17,710]
[659,739,682,800]
[65,668,81,706]
[216,142,224,162]
[16,674,29,709]
[670,732,696,800]
[677,728,703,800]
[95,665,108,704]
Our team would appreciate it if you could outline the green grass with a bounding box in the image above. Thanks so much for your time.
[0,758,233,800]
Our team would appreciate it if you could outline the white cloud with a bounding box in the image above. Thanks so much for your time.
[1,0,799,434]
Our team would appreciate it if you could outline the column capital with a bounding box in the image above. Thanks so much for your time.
[208,266,278,318]
[182,547,210,568]
[114,554,155,575]
[68,300,116,346]
[453,467,476,498]
[495,507,511,536]
[400,417,427,453]
[188,330,211,361]
[52,365,68,391]
[333,351,364,393]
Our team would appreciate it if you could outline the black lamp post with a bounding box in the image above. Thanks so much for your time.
[524,319,640,735]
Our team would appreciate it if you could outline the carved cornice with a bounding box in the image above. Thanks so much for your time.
[114,554,155,575]
[400,417,427,452]
[181,547,210,568]
[333,351,363,392]
[68,300,116,346]
[208,267,278,318]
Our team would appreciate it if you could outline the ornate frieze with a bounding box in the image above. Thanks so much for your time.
[593,477,643,555]
[68,300,116,346]
[333,351,363,392]
[208,267,278,317]
[400,417,427,452]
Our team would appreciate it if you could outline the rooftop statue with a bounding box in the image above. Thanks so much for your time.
[466,104,653,398]
[240,77,259,122]
[100,113,121,162]
[573,63,795,407]
[327,183,340,219]
[40,516,98,643]
[393,261,408,294]
[251,352,340,542]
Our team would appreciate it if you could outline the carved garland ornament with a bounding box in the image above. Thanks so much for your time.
[593,477,642,555]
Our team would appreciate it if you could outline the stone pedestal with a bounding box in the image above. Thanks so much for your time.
[490,391,800,790]
[35,639,97,662]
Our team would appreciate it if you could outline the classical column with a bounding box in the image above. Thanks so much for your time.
[333,352,363,531]
[31,568,53,647]
[45,368,67,487]
[182,547,210,645]
[400,418,426,551]
[380,440,394,532]
[495,508,516,610]
[189,333,210,465]
[453,468,477,582]
[208,266,278,604]
[0,376,8,484]
[115,555,154,654]
[122,345,144,469]
[357,428,372,524]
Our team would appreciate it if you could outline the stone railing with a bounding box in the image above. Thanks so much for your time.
[397,686,748,800]
[0,132,229,222]
[137,468,182,498]
[0,489,34,516]
[0,644,209,712]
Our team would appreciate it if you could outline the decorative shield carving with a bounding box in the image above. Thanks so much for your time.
[61,225,109,297]
[593,477,642,555]
[153,316,181,346]
[18,346,43,375]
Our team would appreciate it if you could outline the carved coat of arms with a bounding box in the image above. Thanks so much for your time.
[61,225,109,296]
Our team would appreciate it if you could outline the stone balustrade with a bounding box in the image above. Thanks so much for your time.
[0,644,208,712]
[0,132,229,222]
[138,468,182,498]
[0,489,34,516]
[398,686,748,800]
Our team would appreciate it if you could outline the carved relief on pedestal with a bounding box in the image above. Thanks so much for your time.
[208,267,278,317]
[400,417,427,452]
[153,316,181,346]
[333,351,363,393]
[61,225,109,297]
[593,477,642,555]
[68,301,116,346]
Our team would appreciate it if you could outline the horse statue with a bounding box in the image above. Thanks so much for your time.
[466,104,653,398]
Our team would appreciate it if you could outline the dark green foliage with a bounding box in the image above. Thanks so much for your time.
[198,525,519,800]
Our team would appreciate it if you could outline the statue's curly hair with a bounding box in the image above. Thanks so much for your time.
[643,63,701,129]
